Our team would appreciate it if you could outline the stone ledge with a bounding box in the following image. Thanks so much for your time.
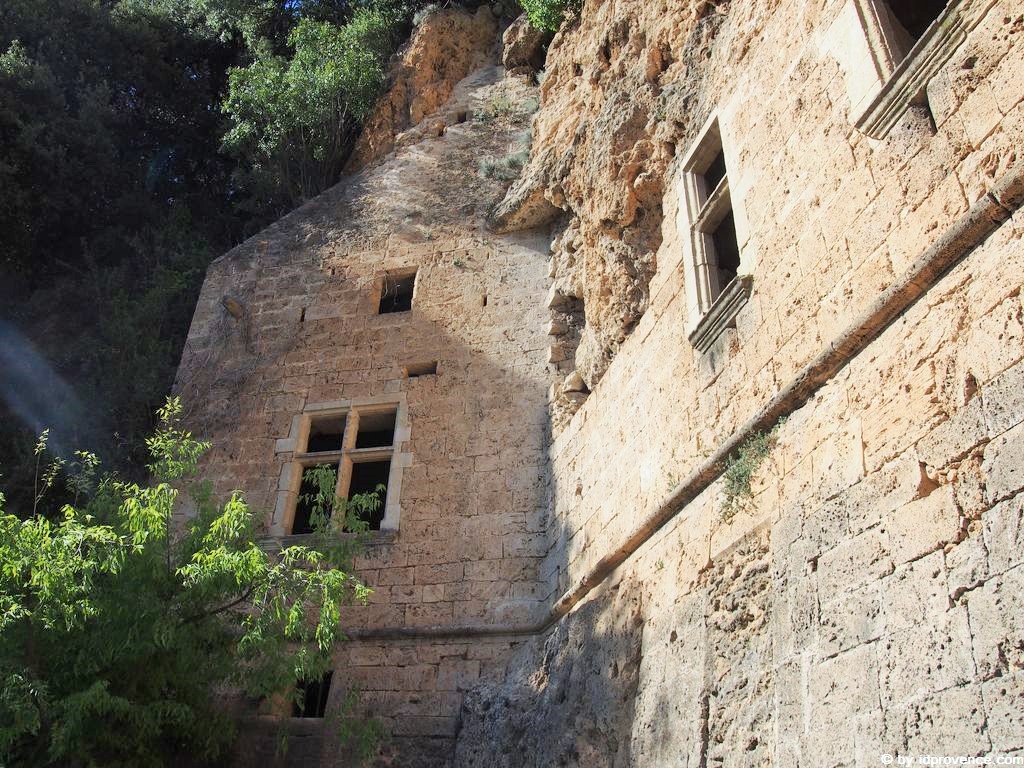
[688,275,754,353]
[258,530,399,552]
[855,0,998,139]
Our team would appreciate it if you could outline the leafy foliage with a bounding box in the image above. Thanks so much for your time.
[520,0,580,33]
[720,422,783,521]
[0,0,427,513]
[0,398,374,766]
[222,5,407,206]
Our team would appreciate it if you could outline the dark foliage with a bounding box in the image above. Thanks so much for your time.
[0,0,435,512]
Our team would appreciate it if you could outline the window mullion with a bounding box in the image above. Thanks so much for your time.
[338,410,359,500]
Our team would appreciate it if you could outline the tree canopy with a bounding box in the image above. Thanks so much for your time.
[0,399,377,766]
[0,0,429,512]
[222,6,407,205]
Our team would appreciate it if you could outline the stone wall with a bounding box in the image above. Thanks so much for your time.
[455,0,1024,764]
[174,27,561,762]
[175,0,1024,764]
[542,0,1023,596]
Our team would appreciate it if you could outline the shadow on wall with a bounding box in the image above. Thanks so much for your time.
[175,220,561,766]
[628,528,774,766]
[451,576,644,768]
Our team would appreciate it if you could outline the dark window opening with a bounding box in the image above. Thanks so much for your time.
[306,415,346,453]
[703,149,727,193]
[378,271,416,314]
[300,307,306,323]
[348,460,390,529]
[355,410,396,448]
[482,294,488,307]
[887,0,947,43]
[711,211,740,292]
[292,469,330,535]
[405,361,438,378]
[293,672,333,718]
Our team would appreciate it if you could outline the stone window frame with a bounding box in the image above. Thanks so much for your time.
[849,0,997,138]
[677,112,753,354]
[270,394,412,538]
[374,266,419,315]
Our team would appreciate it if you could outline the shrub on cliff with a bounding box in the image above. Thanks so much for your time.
[222,3,410,206]
[0,398,375,766]
[521,0,580,32]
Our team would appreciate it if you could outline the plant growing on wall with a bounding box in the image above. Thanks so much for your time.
[0,398,375,766]
[720,422,783,521]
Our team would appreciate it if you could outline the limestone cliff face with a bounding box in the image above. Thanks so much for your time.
[345,7,499,174]
[495,0,781,394]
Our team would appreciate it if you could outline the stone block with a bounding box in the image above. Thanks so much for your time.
[983,421,1024,503]
[968,295,1024,384]
[378,566,416,586]
[964,565,1024,680]
[414,562,464,584]
[405,602,453,627]
[915,395,988,469]
[982,494,1024,576]
[463,560,502,581]
[803,495,851,559]
[348,645,387,666]
[902,683,989,757]
[807,644,881,766]
[817,527,894,597]
[879,602,975,705]
[436,659,480,691]
[304,303,343,322]
[959,81,1004,148]
[811,418,865,503]
[881,552,948,634]
[887,486,961,565]
[983,356,1024,437]
[422,583,445,602]
[818,583,884,659]
[982,669,1024,753]
[945,532,989,601]
[847,456,934,535]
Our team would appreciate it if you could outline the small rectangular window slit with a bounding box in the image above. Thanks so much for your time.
[481,294,488,307]
[293,672,332,718]
[378,270,416,314]
[405,361,438,378]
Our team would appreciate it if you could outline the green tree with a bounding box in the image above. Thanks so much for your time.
[222,4,407,206]
[0,398,376,766]
[0,0,425,525]
[520,0,579,32]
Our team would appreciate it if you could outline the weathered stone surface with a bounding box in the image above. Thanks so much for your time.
[345,7,498,173]
[173,0,1024,763]
[452,580,642,768]
[501,15,551,74]
[964,564,1024,680]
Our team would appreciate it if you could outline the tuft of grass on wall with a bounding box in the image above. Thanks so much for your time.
[720,421,784,521]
